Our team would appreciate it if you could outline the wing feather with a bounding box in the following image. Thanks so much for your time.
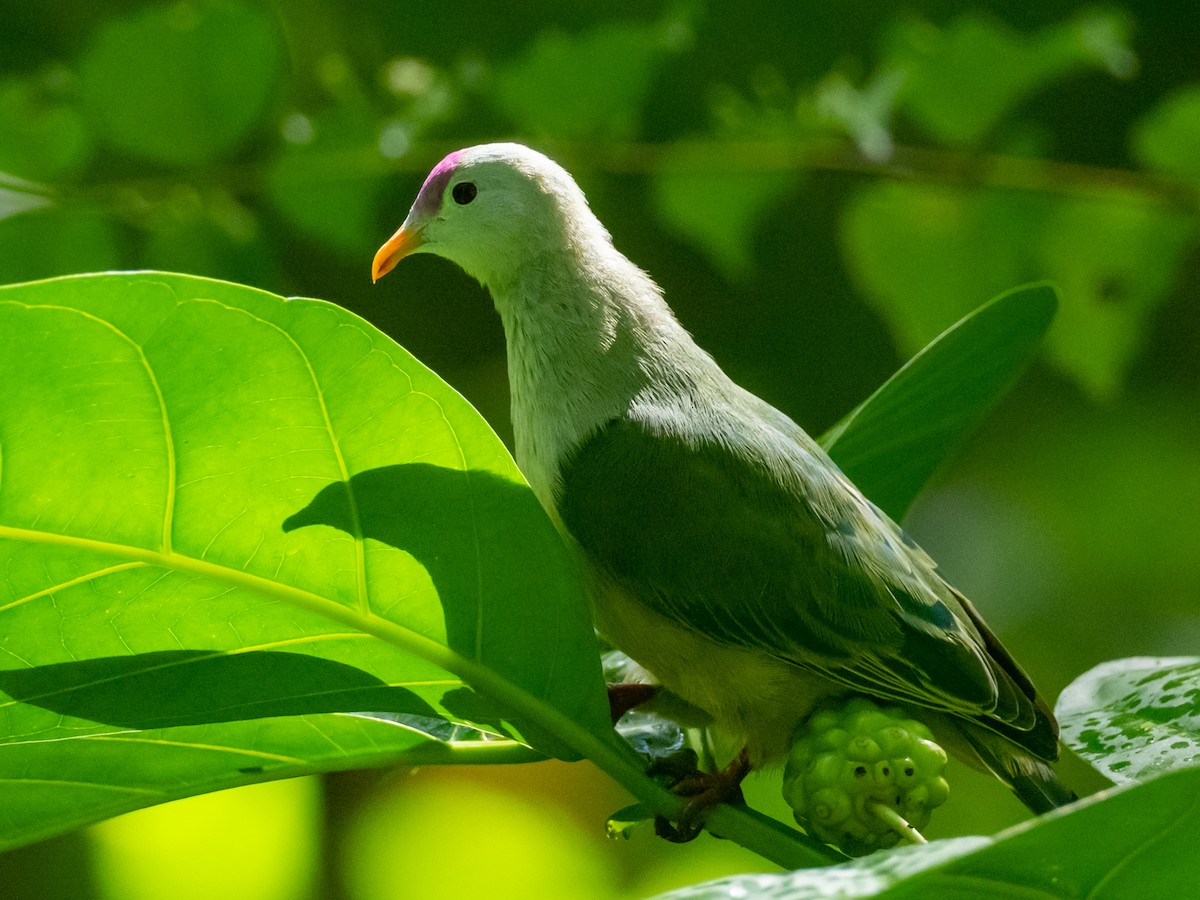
[557,408,1057,760]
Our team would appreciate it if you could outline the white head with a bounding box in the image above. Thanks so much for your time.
[372,143,611,290]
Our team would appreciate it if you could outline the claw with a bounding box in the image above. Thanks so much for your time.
[652,747,751,842]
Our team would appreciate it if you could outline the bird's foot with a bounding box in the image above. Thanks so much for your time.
[651,747,751,843]
[607,682,661,724]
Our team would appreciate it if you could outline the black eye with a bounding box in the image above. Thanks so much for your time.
[452,182,477,205]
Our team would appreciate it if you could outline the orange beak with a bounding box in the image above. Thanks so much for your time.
[372,224,426,282]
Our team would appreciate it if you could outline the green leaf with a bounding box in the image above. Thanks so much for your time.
[89,778,318,900]
[493,17,687,140]
[0,272,609,850]
[0,204,120,284]
[266,106,384,256]
[654,162,793,279]
[1037,192,1195,397]
[840,182,1192,399]
[0,75,92,182]
[1132,84,1200,185]
[885,9,1135,146]
[840,182,1048,358]
[142,199,276,288]
[650,767,1200,898]
[652,838,988,899]
[821,283,1057,521]
[78,2,283,166]
[605,802,655,840]
[1057,656,1200,784]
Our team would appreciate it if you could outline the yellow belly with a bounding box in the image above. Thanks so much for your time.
[590,572,840,766]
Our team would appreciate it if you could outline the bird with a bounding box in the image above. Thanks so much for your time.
[372,142,1075,837]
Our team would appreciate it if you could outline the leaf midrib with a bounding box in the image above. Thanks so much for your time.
[0,522,631,765]
[0,523,470,682]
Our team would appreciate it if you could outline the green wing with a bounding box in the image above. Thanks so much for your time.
[557,408,1057,760]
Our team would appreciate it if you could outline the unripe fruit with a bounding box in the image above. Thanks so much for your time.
[783,697,950,856]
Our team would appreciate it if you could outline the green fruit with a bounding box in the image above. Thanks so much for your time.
[782,697,950,856]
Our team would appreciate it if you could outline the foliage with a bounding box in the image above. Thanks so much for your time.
[0,272,1053,860]
[1,2,1198,898]
[820,284,1056,520]
[0,272,608,847]
[659,768,1200,899]
[1057,656,1200,783]
[3,272,1198,898]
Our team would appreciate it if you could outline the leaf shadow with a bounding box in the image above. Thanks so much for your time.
[282,463,538,667]
[282,463,568,751]
[0,649,440,729]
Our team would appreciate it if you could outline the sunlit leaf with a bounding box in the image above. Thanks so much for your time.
[493,17,687,140]
[1132,84,1200,185]
[78,2,283,166]
[344,778,619,900]
[885,9,1135,145]
[89,779,319,900]
[0,272,609,850]
[841,182,1191,398]
[654,163,792,279]
[821,284,1057,520]
[1057,656,1200,784]
[651,767,1200,898]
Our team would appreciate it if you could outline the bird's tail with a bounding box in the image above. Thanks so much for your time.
[960,724,1078,814]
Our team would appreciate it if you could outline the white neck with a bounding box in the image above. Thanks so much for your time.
[488,243,703,514]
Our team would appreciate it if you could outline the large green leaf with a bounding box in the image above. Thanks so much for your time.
[1057,656,1200,784]
[821,283,1057,521]
[652,767,1200,898]
[0,272,609,851]
[78,3,282,166]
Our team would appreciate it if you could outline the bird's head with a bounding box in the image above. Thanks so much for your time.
[372,142,605,289]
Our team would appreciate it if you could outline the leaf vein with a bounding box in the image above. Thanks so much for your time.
[0,561,148,615]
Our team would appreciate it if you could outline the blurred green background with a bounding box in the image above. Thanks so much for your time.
[1,1,1197,898]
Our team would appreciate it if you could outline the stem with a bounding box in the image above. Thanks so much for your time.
[707,804,843,868]
[460,670,841,868]
[573,139,1199,211]
[39,136,1199,225]
[865,800,928,846]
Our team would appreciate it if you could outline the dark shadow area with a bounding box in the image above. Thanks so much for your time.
[283,463,547,660]
[0,829,101,900]
[0,649,440,730]
[283,464,587,758]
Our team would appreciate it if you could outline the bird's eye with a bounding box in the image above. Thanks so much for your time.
[452,182,477,205]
